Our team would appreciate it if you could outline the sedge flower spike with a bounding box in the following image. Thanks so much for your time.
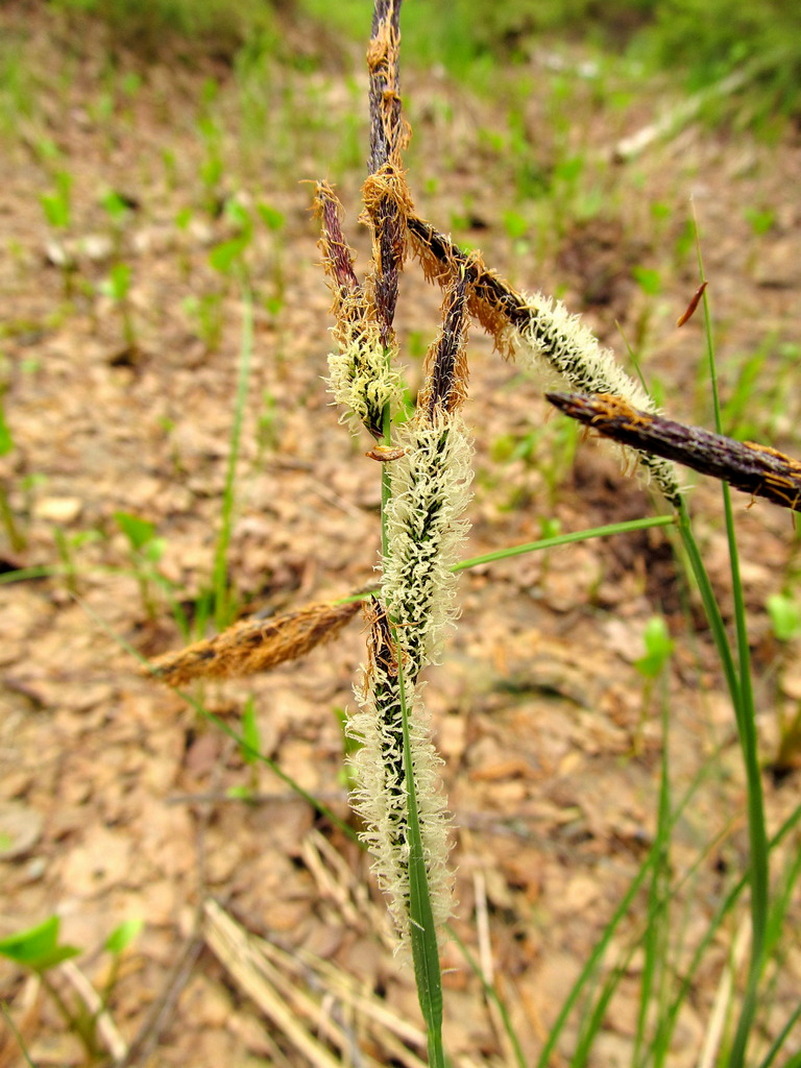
[348,274,472,950]
[507,289,682,504]
[348,600,454,946]
[314,180,403,439]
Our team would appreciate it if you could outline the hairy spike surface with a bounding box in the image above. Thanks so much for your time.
[509,291,681,503]
[382,411,474,678]
[348,600,454,949]
[326,300,403,440]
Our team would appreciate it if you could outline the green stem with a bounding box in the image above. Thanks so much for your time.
[211,282,253,631]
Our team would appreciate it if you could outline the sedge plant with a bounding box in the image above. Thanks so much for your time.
[137,2,801,1064]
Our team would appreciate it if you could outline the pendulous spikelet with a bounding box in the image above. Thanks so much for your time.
[405,212,683,505]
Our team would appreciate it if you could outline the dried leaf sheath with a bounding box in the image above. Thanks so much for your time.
[547,392,801,512]
[148,600,361,687]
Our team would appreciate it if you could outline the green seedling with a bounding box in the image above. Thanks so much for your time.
[98,262,137,353]
[634,615,675,679]
[53,528,102,597]
[632,265,663,296]
[113,511,168,621]
[0,915,142,1064]
[40,170,75,296]
[209,201,255,283]
[766,593,801,774]
[182,292,224,353]
[197,111,225,215]
[744,206,776,236]
[767,593,801,642]
[226,694,262,798]
[256,201,286,313]
[0,915,80,973]
[0,386,24,552]
[256,389,280,456]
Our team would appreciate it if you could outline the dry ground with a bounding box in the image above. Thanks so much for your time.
[1,8,801,1066]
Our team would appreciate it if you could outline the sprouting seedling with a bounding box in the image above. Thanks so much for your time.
[765,593,801,775]
[767,593,801,642]
[53,528,101,597]
[0,917,85,1052]
[209,200,254,280]
[182,292,224,353]
[113,511,168,621]
[0,386,25,552]
[226,695,262,799]
[98,261,137,354]
[0,915,142,1064]
[40,170,72,231]
[99,918,143,1011]
[632,614,674,754]
[40,170,75,296]
[634,615,675,679]
[197,112,225,215]
[256,201,286,314]
[100,188,137,258]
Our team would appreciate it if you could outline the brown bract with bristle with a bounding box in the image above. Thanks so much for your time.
[147,600,361,688]
[406,213,529,357]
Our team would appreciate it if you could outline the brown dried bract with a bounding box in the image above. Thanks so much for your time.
[366,445,407,461]
[364,597,399,679]
[676,281,708,327]
[147,600,362,688]
[406,213,530,358]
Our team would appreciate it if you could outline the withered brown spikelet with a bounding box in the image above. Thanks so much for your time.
[406,213,525,357]
[547,392,801,513]
[148,600,361,688]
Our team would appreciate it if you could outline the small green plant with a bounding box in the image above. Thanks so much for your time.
[197,105,225,215]
[113,511,169,621]
[766,592,801,774]
[0,915,142,1064]
[53,528,102,597]
[98,262,137,354]
[0,382,25,553]
[227,694,261,798]
[40,170,76,296]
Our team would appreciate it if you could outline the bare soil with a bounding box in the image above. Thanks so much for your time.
[1,9,801,1066]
